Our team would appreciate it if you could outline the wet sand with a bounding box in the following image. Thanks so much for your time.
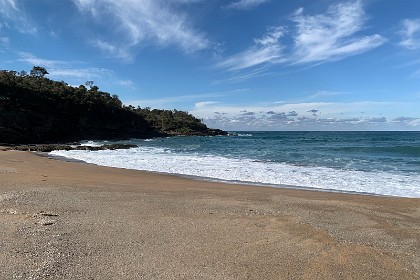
[0,149,419,279]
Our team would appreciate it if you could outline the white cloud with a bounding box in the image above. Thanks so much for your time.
[408,118,420,127]
[195,101,220,108]
[399,19,420,50]
[91,39,130,59]
[217,1,386,74]
[392,117,418,123]
[48,68,113,80]
[189,100,420,130]
[0,36,10,48]
[116,79,135,88]
[0,0,18,17]
[127,88,249,109]
[291,0,386,64]
[0,0,36,33]
[169,0,205,4]
[216,26,285,71]
[213,67,273,84]
[363,117,386,123]
[16,52,134,87]
[18,52,69,68]
[224,0,270,11]
[72,0,210,59]
[309,90,347,99]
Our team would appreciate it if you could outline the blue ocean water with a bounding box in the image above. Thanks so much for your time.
[50,131,420,198]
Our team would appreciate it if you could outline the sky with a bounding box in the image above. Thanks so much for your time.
[1,0,420,131]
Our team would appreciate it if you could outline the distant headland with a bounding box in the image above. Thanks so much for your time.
[0,67,227,144]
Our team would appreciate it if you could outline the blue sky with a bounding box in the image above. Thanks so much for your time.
[1,0,420,131]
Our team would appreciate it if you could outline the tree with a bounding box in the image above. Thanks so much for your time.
[111,94,122,107]
[85,80,94,89]
[0,67,224,143]
[30,66,48,78]
[90,85,99,92]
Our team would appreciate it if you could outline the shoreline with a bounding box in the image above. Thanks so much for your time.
[46,151,397,198]
[1,149,419,279]
[47,149,419,199]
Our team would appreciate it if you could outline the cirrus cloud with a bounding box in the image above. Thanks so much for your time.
[0,0,36,33]
[216,26,285,71]
[72,0,210,60]
[399,18,420,50]
[0,0,19,19]
[0,36,10,49]
[217,0,386,73]
[291,0,386,64]
[223,0,270,11]
[17,52,132,88]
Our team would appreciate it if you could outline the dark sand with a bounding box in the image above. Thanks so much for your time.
[0,149,419,279]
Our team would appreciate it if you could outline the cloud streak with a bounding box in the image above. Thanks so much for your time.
[18,52,70,68]
[128,88,249,108]
[17,52,132,87]
[223,0,270,11]
[216,26,285,71]
[399,18,420,50]
[72,0,210,59]
[0,0,36,33]
[291,0,386,64]
[0,0,18,18]
[0,36,10,49]
[217,0,386,72]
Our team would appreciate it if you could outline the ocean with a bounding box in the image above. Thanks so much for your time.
[49,131,420,198]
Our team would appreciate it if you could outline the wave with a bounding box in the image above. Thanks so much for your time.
[79,140,107,147]
[50,147,420,198]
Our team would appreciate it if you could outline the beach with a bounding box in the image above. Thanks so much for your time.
[0,149,419,279]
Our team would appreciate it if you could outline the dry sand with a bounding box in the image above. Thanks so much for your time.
[0,149,419,279]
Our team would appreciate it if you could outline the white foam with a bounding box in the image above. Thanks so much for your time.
[50,147,420,198]
[79,140,105,147]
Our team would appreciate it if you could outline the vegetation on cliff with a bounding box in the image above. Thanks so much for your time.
[0,68,226,144]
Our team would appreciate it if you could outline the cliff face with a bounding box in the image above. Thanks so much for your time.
[0,70,226,144]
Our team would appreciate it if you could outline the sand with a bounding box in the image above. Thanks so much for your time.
[0,149,419,279]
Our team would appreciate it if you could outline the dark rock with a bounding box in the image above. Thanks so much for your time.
[102,144,138,150]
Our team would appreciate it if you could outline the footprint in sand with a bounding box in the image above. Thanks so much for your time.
[32,211,60,226]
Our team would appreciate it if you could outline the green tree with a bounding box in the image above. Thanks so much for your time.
[30,66,49,78]
[85,81,94,89]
